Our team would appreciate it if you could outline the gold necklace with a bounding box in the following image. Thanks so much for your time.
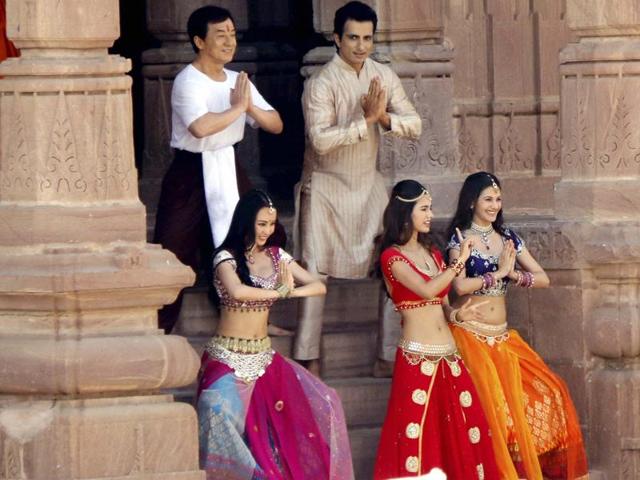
[469,222,494,251]
[398,245,433,273]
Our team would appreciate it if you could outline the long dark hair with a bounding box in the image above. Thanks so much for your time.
[373,180,433,277]
[215,189,283,286]
[446,171,507,244]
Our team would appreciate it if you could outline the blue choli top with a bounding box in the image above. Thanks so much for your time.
[446,227,525,296]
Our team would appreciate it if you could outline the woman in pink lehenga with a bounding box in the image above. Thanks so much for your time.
[196,189,354,480]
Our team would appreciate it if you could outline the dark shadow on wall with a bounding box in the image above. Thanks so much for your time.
[110,0,160,172]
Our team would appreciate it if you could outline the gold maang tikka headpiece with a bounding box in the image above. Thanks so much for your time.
[395,187,431,203]
[259,191,276,213]
[487,174,500,192]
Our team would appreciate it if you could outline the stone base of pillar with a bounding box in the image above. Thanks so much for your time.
[0,396,203,480]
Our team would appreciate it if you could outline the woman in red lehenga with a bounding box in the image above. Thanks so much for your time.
[373,180,499,480]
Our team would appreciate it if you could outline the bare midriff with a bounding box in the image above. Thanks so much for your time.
[453,294,507,326]
[216,309,270,339]
[401,304,456,345]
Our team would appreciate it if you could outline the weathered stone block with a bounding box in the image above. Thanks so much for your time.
[0,396,203,479]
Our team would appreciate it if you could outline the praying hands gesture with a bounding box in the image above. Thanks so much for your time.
[230,71,251,112]
[277,258,295,292]
[495,240,516,280]
[361,76,389,127]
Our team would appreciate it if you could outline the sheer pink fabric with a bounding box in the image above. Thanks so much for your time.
[197,352,354,479]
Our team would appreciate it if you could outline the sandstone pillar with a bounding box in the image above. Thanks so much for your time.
[442,0,572,216]
[0,1,203,478]
[556,2,640,477]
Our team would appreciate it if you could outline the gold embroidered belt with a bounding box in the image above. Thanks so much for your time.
[205,335,274,383]
[398,338,461,377]
[452,319,510,347]
[206,334,272,354]
[399,339,457,356]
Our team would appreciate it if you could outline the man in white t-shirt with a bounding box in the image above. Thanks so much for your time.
[154,5,283,333]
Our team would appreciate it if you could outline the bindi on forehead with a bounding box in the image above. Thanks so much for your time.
[209,19,235,33]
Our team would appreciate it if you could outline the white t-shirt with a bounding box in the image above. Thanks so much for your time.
[170,64,274,153]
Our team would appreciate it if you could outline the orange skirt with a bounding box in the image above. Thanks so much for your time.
[451,324,588,480]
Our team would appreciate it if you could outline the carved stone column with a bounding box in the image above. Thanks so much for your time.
[0,1,203,478]
[304,0,455,197]
[556,1,640,477]
[444,0,572,215]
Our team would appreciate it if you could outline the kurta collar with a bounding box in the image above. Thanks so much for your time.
[331,53,371,76]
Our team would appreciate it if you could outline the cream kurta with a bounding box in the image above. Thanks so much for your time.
[296,54,421,278]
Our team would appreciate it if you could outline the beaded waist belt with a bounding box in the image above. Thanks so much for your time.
[452,319,509,347]
[206,334,272,354]
[399,339,458,356]
[398,338,461,376]
[205,335,274,383]
[395,298,443,311]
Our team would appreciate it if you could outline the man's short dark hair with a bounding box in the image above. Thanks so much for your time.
[187,6,235,53]
[333,1,378,37]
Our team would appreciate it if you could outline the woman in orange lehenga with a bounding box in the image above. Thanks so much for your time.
[446,172,588,480]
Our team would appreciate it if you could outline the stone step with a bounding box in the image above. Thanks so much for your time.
[173,276,384,337]
[185,319,380,380]
[349,426,381,480]
[327,377,391,428]
[169,374,390,430]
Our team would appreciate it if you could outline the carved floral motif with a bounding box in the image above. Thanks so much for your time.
[517,227,577,268]
[41,92,87,196]
[96,91,133,197]
[457,114,484,172]
[598,93,640,173]
[497,111,530,171]
[1,93,32,197]
[544,115,561,170]
[564,90,593,169]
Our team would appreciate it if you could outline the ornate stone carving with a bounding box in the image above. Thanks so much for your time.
[96,91,133,197]
[41,92,87,196]
[2,439,22,479]
[497,111,530,171]
[457,114,484,173]
[544,115,561,170]
[564,90,593,169]
[1,93,32,198]
[599,93,640,172]
[0,0,202,477]
[516,226,578,269]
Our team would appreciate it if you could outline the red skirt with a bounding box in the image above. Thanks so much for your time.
[374,348,499,480]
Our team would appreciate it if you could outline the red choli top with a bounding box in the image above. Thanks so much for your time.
[380,246,451,311]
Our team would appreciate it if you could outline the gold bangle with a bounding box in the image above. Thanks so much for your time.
[448,259,464,276]
[450,308,460,323]
[275,283,290,298]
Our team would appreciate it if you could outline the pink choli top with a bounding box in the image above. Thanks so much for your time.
[213,247,294,311]
[380,247,450,311]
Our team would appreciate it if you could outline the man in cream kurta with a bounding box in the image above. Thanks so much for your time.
[293,1,421,374]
